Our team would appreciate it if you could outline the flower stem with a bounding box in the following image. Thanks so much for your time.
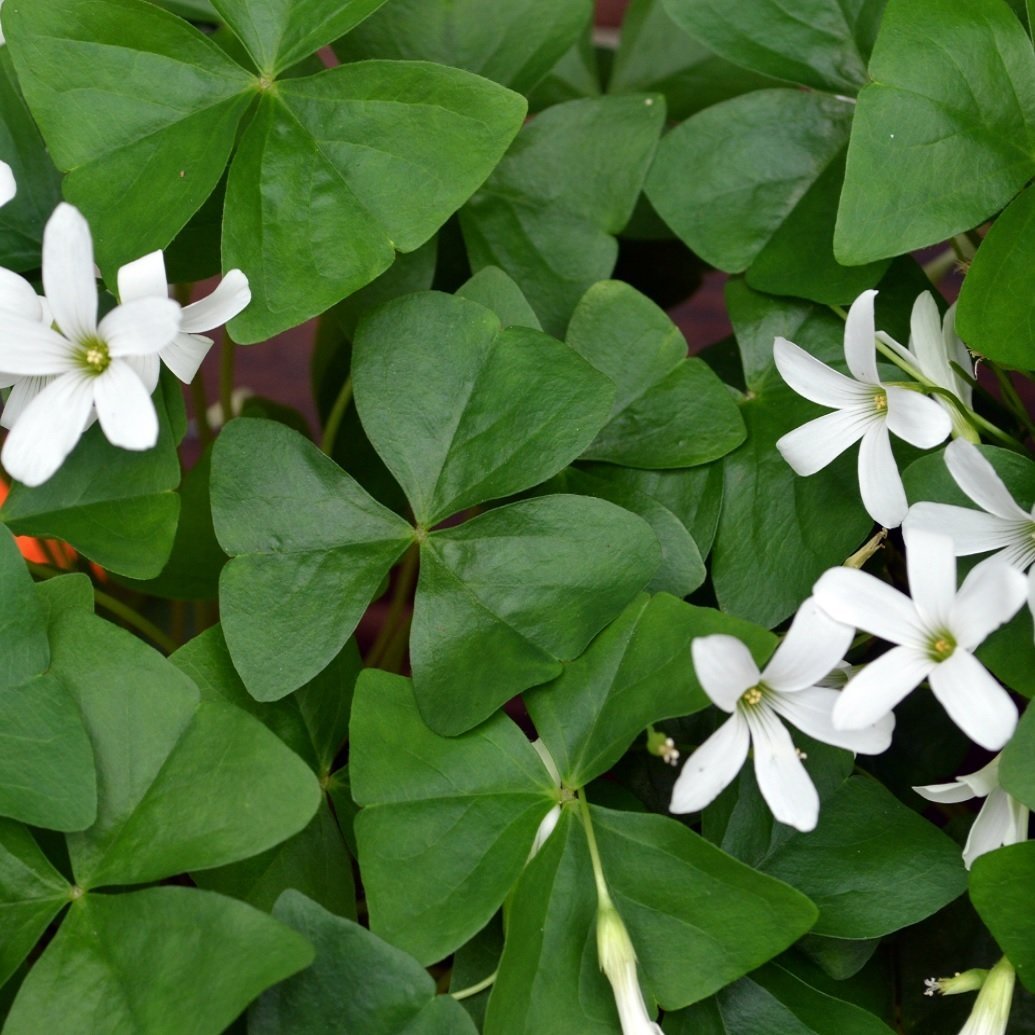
[320,375,353,456]
[366,544,419,668]
[219,337,236,428]
[576,791,612,906]
[989,364,1035,442]
[451,970,498,1001]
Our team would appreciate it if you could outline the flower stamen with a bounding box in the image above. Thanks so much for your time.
[741,685,764,707]
[79,337,111,375]
[873,389,888,413]
[929,633,956,662]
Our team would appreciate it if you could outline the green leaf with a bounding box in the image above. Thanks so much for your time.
[592,806,819,1009]
[544,466,705,597]
[525,594,716,787]
[211,0,388,76]
[836,0,1035,264]
[457,267,542,329]
[460,94,665,336]
[760,776,966,938]
[193,802,356,920]
[0,527,48,690]
[32,573,94,626]
[0,49,62,271]
[351,670,557,965]
[957,181,1035,369]
[1,375,184,579]
[47,610,319,887]
[661,0,884,93]
[412,494,661,735]
[712,282,872,627]
[1000,706,1035,809]
[212,418,413,702]
[3,886,314,1035]
[970,842,1035,990]
[172,624,359,777]
[0,531,96,832]
[647,90,887,304]
[0,821,69,989]
[352,290,615,525]
[252,891,477,1034]
[225,63,526,341]
[567,281,745,466]
[5,0,255,273]
[667,963,895,1034]
[483,808,620,1035]
[334,0,593,95]
[609,0,780,122]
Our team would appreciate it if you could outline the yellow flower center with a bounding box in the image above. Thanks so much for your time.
[741,686,764,707]
[80,337,111,375]
[929,633,956,662]
[873,390,888,413]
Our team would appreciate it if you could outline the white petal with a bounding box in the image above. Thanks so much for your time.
[929,650,1017,751]
[944,439,1030,521]
[913,779,977,805]
[98,297,180,358]
[92,361,158,450]
[773,337,871,408]
[123,354,161,395]
[904,502,1030,558]
[0,161,15,207]
[691,636,760,712]
[769,685,894,754]
[1,371,95,486]
[161,332,213,383]
[884,385,951,448]
[813,566,928,648]
[831,645,933,729]
[0,314,76,375]
[42,202,98,341]
[961,789,1019,870]
[776,407,873,476]
[117,250,168,304]
[957,755,1002,798]
[0,268,44,321]
[951,558,1027,649]
[903,527,956,630]
[762,597,854,692]
[942,304,974,405]
[181,269,250,333]
[744,706,820,832]
[1,374,53,429]
[908,292,944,374]
[670,712,750,814]
[843,289,879,384]
[529,804,561,858]
[857,423,907,528]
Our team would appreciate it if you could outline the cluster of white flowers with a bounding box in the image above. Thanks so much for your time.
[0,170,250,486]
[672,289,1030,878]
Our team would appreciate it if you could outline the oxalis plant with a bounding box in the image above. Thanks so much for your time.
[0,0,1034,1032]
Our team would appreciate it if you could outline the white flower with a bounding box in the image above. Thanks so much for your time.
[0,268,51,430]
[0,203,180,486]
[670,599,893,833]
[0,161,14,207]
[813,528,1027,750]
[528,739,562,859]
[915,754,1028,869]
[877,292,974,439]
[117,250,250,388]
[905,439,1035,572]
[774,289,951,528]
[949,958,1016,1035]
[596,901,662,1035]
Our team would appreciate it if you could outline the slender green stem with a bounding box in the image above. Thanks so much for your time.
[366,543,419,668]
[219,337,236,428]
[378,614,413,675]
[320,375,353,455]
[27,562,177,654]
[990,365,1035,441]
[451,971,498,1001]
[576,792,611,904]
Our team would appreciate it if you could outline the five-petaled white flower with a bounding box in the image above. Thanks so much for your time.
[774,289,951,529]
[0,203,180,486]
[813,528,1027,751]
[905,439,1035,573]
[117,250,250,387]
[914,754,1028,870]
[670,598,894,832]
[877,292,974,440]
